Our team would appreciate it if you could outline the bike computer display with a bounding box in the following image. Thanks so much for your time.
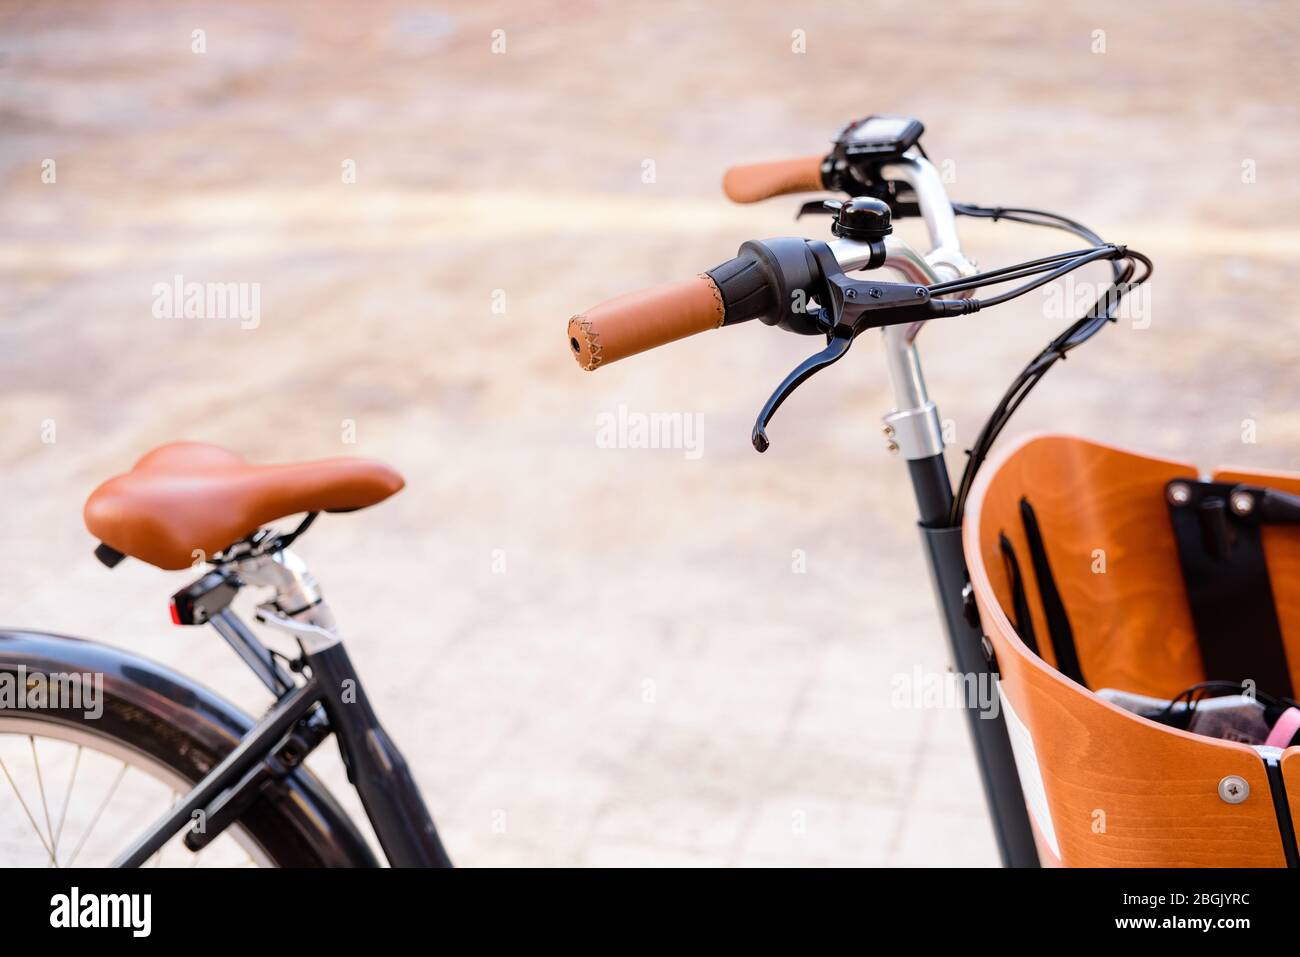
[816,115,926,216]
[837,115,924,161]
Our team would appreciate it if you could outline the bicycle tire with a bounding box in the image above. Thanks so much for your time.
[0,629,378,868]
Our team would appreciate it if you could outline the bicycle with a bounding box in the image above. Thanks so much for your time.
[5,114,1294,868]
[0,113,1150,870]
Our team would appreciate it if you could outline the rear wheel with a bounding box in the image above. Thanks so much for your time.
[0,630,377,867]
[0,717,271,867]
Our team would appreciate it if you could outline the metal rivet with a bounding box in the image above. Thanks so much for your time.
[1167,482,1192,506]
[885,441,899,455]
[1218,775,1249,804]
[1230,490,1254,516]
[882,424,896,438]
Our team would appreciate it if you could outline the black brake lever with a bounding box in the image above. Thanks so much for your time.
[752,328,853,452]
[750,241,942,452]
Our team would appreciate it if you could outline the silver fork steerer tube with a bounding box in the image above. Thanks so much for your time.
[832,161,1042,867]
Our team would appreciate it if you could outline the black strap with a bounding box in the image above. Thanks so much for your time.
[1166,480,1294,699]
[1020,497,1086,687]
[1265,759,1300,868]
[998,533,1039,657]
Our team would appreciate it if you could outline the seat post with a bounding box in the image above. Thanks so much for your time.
[234,547,337,636]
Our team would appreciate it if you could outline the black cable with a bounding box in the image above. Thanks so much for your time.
[977,247,1132,308]
[944,203,1153,527]
[928,246,1111,294]
[948,247,1151,526]
[1160,680,1300,720]
[935,245,1126,308]
[953,204,1107,245]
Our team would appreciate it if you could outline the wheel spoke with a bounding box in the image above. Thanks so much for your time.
[29,736,58,859]
[0,751,56,863]
[64,761,128,867]
[52,744,82,860]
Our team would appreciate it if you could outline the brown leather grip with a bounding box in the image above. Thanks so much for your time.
[722,155,825,204]
[568,274,725,370]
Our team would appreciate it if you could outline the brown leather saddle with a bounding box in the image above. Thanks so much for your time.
[84,442,404,569]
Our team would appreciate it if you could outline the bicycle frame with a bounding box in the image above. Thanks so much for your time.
[112,604,452,868]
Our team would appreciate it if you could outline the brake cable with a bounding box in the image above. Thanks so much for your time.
[944,202,1154,527]
[748,231,1146,454]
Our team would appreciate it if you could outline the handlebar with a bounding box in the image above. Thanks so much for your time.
[567,274,725,371]
[722,155,825,204]
[568,238,826,370]
[566,114,1150,471]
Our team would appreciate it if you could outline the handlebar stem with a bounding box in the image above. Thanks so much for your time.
[879,155,975,281]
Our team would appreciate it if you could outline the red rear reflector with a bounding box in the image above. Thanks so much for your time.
[169,602,182,626]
